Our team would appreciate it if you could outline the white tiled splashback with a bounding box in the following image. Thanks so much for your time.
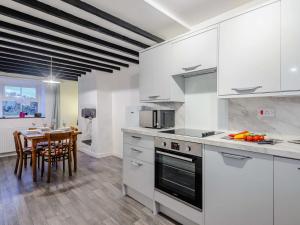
[229,97,300,136]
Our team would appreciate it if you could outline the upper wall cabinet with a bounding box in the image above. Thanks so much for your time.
[281,0,300,91]
[218,2,281,96]
[171,28,218,76]
[139,44,184,102]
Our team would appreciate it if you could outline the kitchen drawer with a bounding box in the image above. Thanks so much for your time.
[124,144,154,164]
[123,132,154,149]
[123,157,154,199]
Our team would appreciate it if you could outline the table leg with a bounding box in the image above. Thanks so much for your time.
[32,140,37,182]
[73,139,77,172]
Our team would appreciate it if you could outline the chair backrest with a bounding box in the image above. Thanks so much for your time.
[13,131,23,156]
[45,131,72,151]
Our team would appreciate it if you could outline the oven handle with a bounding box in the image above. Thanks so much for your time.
[156,150,194,162]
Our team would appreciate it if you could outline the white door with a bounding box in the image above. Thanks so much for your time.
[172,28,218,75]
[204,145,273,225]
[139,44,171,101]
[281,0,300,91]
[218,2,281,96]
[274,157,300,225]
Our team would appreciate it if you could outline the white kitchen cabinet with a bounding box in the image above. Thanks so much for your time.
[281,0,300,91]
[122,132,154,201]
[204,145,273,225]
[274,157,300,225]
[171,28,218,76]
[218,2,281,96]
[139,44,184,102]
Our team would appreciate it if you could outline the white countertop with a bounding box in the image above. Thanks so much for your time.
[122,127,300,160]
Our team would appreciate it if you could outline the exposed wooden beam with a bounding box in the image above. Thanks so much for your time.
[0,39,120,71]
[0,46,113,73]
[13,0,150,49]
[0,21,137,65]
[0,56,86,75]
[61,0,164,43]
[0,5,139,56]
[0,66,78,81]
[0,61,82,77]
[0,52,91,72]
[0,31,125,69]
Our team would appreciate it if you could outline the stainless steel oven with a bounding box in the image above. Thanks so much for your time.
[154,137,203,210]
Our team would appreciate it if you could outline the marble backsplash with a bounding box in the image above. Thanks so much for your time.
[229,97,300,136]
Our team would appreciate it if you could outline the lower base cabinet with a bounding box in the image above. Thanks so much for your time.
[204,145,273,225]
[274,157,300,225]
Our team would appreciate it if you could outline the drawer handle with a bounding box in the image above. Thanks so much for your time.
[232,86,262,93]
[131,136,141,139]
[298,168,300,170]
[221,152,252,160]
[131,161,143,167]
[182,64,202,72]
[131,148,142,153]
[148,95,160,98]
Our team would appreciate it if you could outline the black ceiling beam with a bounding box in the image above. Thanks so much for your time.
[0,67,78,81]
[13,0,149,49]
[0,46,113,73]
[0,61,82,77]
[61,0,164,43]
[0,31,125,69]
[0,5,139,57]
[0,39,120,71]
[0,21,137,65]
[0,52,91,72]
[0,56,86,75]
[0,63,81,78]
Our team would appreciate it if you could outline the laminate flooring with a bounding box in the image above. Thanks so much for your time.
[0,152,178,225]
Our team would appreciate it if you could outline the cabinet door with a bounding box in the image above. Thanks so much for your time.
[123,156,154,199]
[218,2,281,96]
[274,157,300,225]
[204,145,273,225]
[139,44,171,101]
[172,28,218,75]
[281,0,300,91]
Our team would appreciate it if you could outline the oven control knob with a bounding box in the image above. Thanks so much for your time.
[187,146,191,151]
[163,142,167,147]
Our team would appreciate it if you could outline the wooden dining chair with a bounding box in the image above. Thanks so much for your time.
[41,131,73,183]
[13,131,34,179]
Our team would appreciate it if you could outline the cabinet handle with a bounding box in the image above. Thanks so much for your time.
[221,152,252,160]
[182,64,202,72]
[298,168,300,170]
[148,95,160,98]
[131,136,141,139]
[131,161,143,167]
[232,86,262,93]
[131,148,142,153]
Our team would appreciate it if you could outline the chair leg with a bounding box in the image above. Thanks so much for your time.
[47,156,51,183]
[41,156,44,178]
[24,154,27,168]
[37,153,40,169]
[63,155,65,173]
[14,156,19,174]
[68,153,72,177]
[18,157,23,179]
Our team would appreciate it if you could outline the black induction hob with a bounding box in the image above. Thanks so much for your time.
[160,128,222,138]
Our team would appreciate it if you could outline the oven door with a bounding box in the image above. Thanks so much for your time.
[155,148,202,210]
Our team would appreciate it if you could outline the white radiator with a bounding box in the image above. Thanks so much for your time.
[0,127,27,154]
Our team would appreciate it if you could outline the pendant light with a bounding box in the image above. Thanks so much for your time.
[43,57,60,84]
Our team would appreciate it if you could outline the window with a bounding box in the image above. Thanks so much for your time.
[4,86,36,98]
[2,85,39,117]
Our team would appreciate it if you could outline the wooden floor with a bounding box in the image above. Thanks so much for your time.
[0,152,178,225]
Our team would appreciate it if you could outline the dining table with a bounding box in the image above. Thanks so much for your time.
[21,129,81,182]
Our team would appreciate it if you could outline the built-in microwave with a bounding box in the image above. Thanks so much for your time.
[139,110,175,129]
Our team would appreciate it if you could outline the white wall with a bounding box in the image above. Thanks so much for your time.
[111,66,140,157]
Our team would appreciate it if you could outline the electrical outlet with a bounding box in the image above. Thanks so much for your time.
[257,108,275,118]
